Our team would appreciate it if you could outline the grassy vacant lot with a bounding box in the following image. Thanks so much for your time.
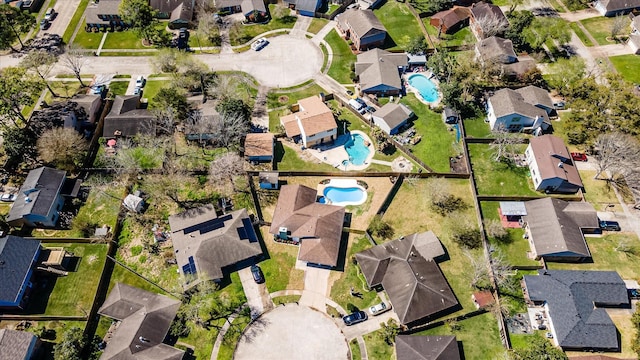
[266,83,326,109]
[400,94,457,172]
[28,244,107,316]
[373,1,423,50]
[381,178,482,315]
[416,312,506,359]
[463,116,492,138]
[363,328,394,359]
[325,29,356,84]
[424,20,475,48]
[609,54,640,84]
[230,5,297,45]
[569,22,594,47]
[580,17,630,46]
[63,0,90,43]
[308,18,329,34]
[259,227,305,293]
[468,143,539,196]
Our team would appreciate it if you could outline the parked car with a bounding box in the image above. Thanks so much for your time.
[570,152,587,162]
[365,106,376,113]
[90,85,106,95]
[133,87,143,96]
[355,98,366,107]
[599,220,621,231]
[346,90,354,97]
[629,289,640,299]
[0,194,17,202]
[251,37,268,51]
[343,311,368,326]
[39,19,50,30]
[553,101,565,110]
[369,302,391,316]
[135,76,146,88]
[44,8,56,21]
[250,264,264,283]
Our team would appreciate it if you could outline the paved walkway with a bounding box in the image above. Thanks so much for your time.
[210,304,248,360]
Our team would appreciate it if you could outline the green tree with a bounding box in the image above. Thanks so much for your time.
[152,87,189,120]
[216,98,251,123]
[510,335,568,360]
[545,57,586,94]
[53,327,86,360]
[523,17,571,50]
[381,319,400,345]
[20,50,60,98]
[0,4,36,51]
[1,125,38,169]
[0,67,43,126]
[504,10,534,50]
[119,0,156,40]
[405,36,428,54]
[368,215,394,240]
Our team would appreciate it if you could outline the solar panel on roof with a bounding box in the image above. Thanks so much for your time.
[241,218,258,242]
[182,256,197,275]
[182,214,233,235]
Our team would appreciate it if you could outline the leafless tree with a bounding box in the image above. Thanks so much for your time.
[610,15,627,39]
[466,248,515,292]
[152,48,182,73]
[150,107,179,136]
[474,14,509,39]
[594,132,640,181]
[485,219,508,242]
[60,45,88,87]
[186,111,249,149]
[206,74,239,101]
[490,124,520,162]
[209,152,245,194]
[20,50,59,97]
[36,127,89,171]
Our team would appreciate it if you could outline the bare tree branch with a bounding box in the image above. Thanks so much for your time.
[60,45,88,87]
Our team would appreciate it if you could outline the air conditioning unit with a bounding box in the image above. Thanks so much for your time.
[278,227,288,240]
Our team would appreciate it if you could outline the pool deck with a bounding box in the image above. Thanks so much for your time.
[404,71,442,108]
[305,130,375,171]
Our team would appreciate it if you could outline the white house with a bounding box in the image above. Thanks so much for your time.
[486,86,552,133]
[525,135,584,193]
[280,96,338,148]
[372,103,414,135]
[594,0,640,16]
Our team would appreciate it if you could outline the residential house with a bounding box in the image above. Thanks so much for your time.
[430,6,471,35]
[523,270,629,351]
[469,2,508,40]
[355,49,408,96]
[258,171,279,190]
[215,0,268,22]
[98,283,184,360]
[85,0,128,31]
[7,167,81,228]
[103,95,155,138]
[522,198,598,261]
[0,329,39,360]
[270,185,345,268]
[371,103,414,135]
[595,0,640,16]
[516,85,554,115]
[169,206,262,288]
[629,17,640,54]
[359,0,384,10]
[149,0,194,28]
[72,94,103,125]
[355,231,459,325]
[282,0,324,16]
[244,132,274,163]
[336,8,388,51]
[442,107,459,124]
[280,95,337,148]
[395,335,461,360]
[0,236,41,310]
[486,87,551,133]
[525,135,584,193]
[475,36,537,78]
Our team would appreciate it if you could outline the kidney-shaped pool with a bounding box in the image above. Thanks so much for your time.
[320,186,367,206]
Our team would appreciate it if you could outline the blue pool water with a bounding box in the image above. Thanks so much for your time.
[408,74,439,103]
[344,134,371,165]
[323,186,367,206]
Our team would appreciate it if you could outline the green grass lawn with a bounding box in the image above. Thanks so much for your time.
[308,18,329,34]
[463,116,492,138]
[415,313,506,359]
[580,17,630,46]
[72,24,104,50]
[349,339,361,360]
[260,236,305,293]
[325,29,356,84]
[276,141,339,172]
[108,263,166,294]
[229,5,297,45]
[217,312,251,360]
[44,81,84,104]
[102,30,146,50]
[546,0,566,11]
[108,80,130,96]
[468,143,539,196]
[141,80,165,105]
[560,0,588,10]
[63,0,90,43]
[580,170,624,213]
[569,22,594,47]
[363,329,394,359]
[266,83,326,109]
[27,244,108,316]
[400,94,457,172]
[424,19,475,48]
[373,1,423,51]
[609,54,640,84]
[329,236,378,311]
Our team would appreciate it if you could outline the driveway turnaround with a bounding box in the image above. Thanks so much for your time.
[234,305,349,360]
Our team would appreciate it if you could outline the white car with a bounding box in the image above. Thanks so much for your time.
[1,194,17,202]
[369,302,391,316]
[251,37,268,51]
[135,76,146,88]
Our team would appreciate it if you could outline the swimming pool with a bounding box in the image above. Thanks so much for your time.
[322,186,367,206]
[344,134,371,165]
[408,74,439,103]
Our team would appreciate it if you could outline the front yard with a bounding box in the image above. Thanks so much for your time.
[468,143,539,196]
[609,54,640,84]
[373,1,424,51]
[325,29,356,84]
[229,5,297,45]
[259,226,305,293]
[580,16,631,46]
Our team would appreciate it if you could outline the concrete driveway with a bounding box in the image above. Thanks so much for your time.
[234,305,349,360]
[42,0,83,37]
[338,310,400,341]
[238,266,274,319]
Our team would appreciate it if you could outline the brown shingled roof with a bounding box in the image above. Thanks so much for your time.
[244,133,274,158]
[280,96,337,139]
[395,335,461,360]
[529,135,583,189]
[431,6,471,33]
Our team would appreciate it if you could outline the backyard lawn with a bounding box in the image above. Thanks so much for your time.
[463,116,492,138]
[259,227,305,293]
[609,54,640,84]
[468,143,539,196]
[400,94,457,172]
[275,141,339,172]
[424,19,475,48]
[325,29,356,84]
[415,312,506,359]
[373,1,423,50]
[580,17,630,46]
[363,328,394,360]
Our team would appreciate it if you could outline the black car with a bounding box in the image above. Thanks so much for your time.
[251,264,264,283]
[342,311,368,326]
[599,220,621,231]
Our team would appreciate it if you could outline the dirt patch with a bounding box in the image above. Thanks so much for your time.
[278,95,289,103]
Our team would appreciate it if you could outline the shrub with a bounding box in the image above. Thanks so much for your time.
[130,245,143,256]
[449,218,482,249]
[485,219,509,242]
[431,193,467,216]
[368,215,394,240]
[346,303,359,313]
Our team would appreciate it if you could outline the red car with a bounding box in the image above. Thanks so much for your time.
[571,152,588,162]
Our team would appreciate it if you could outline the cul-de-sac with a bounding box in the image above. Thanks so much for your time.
[1,0,640,358]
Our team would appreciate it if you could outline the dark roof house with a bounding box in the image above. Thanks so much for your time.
[103,95,155,138]
[486,87,551,133]
[430,6,471,34]
[526,135,584,193]
[371,103,414,135]
[169,206,262,288]
[523,198,598,261]
[149,0,194,27]
[475,36,517,64]
[270,185,345,267]
[355,49,408,96]
[0,329,38,360]
[355,231,458,325]
[0,236,41,310]
[469,2,508,40]
[336,9,388,50]
[98,283,184,360]
[595,0,640,16]
[523,270,629,351]
[395,335,461,360]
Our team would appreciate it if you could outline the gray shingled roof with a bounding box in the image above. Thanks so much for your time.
[528,135,584,190]
[85,0,121,24]
[337,8,387,39]
[355,232,457,325]
[523,270,629,350]
[295,0,319,12]
[355,49,408,92]
[523,198,597,259]
[489,88,549,121]
[470,2,507,23]
[0,236,41,307]
[104,95,155,137]
[476,36,516,64]
[98,283,184,360]
[515,85,554,111]
[7,167,66,225]
[597,0,640,12]
[373,103,414,130]
[395,335,460,360]
[0,329,37,360]
[169,206,262,287]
